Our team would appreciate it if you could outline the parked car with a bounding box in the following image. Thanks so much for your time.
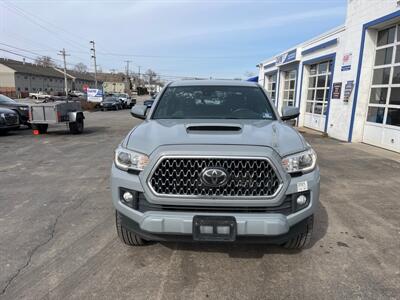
[111,80,319,249]
[0,94,29,125]
[69,90,85,97]
[0,107,19,134]
[114,93,137,109]
[29,91,52,100]
[100,96,123,111]
[143,99,154,108]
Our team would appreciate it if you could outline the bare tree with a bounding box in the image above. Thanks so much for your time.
[74,62,88,73]
[145,69,157,84]
[35,56,56,67]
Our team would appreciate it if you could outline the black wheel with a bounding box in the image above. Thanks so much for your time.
[32,124,48,134]
[69,116,84,134]
[115,211,146,246]
[283,215,314,249]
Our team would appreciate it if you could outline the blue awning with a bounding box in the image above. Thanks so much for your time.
[247,76,259,82]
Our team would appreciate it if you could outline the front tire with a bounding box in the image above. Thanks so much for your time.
[283,215,314,249]
[115,211,146,246]
[69,116,84,134]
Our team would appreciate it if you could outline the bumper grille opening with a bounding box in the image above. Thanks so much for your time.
[137,192,299,215]
[149,157,281,198]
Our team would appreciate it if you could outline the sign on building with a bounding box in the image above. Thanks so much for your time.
[341,52,352,71]
[343,81,354,102]
[275,49,297,66]
[332,82,342,99]
[87,88,103,103]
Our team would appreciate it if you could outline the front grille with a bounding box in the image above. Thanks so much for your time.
[149,157,281,198]
[4,114,18,125]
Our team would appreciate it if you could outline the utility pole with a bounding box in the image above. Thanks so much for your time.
[124,60,131,93]
[90,40,98,88]
[58,48,70,96]
[138,66,141,87]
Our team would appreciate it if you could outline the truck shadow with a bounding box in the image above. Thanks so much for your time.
[159,202,328,258]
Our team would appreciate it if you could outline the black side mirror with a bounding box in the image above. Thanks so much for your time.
[281,107,300,121]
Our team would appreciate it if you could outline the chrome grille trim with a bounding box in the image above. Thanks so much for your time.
[147,155,283,199]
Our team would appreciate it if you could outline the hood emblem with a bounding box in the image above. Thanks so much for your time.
[200,167,229,187]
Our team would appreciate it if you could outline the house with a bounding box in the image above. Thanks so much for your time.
[0,58,98,98]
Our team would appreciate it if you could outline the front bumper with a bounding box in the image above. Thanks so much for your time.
[111,162,320,237]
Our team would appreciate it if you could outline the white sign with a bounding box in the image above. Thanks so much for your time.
[341,52,352,71]
[297,181,308,192]
[87,89,103,103]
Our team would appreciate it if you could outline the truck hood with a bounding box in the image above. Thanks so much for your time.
[125,119,308,157]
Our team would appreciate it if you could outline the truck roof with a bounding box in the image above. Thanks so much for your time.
[168,80,259,87]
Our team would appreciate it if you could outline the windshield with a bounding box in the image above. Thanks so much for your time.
[0,94,17,104]
[152,85,275,120]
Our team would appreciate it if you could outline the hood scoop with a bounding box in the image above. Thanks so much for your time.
[185,123,242,133]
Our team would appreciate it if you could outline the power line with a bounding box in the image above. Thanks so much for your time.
[1,1,88,53]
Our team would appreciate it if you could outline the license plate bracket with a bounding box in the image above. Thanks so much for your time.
[192,215,237,242]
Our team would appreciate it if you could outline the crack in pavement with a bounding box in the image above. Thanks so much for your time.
[0,176,108,297]
[1,215,59,296]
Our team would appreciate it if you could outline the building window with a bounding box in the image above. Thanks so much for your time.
[50,79,53,82]
[17,87,20,91]
[305,61,332,116]
[282,70,297,107]
[24,76,28,79]
[264,73,277,104]
[25,88,28,91]
[367,25,400,127]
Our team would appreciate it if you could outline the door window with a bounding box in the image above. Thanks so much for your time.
[305,60,332,116]
[264,73,277,104]
[282,70,296,107]
[367,25,400,127]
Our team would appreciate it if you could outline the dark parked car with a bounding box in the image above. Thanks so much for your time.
[100,96,123,111]
[0,107,19,134]
[0,94,29,125]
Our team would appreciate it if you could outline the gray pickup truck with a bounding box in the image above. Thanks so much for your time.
[111,80,319,249]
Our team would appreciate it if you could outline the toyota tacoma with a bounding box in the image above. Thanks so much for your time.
[111,80,319,249]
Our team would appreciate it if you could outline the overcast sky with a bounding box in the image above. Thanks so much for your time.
[0,0,347,80]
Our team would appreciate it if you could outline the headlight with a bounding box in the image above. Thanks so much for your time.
[114,147,149,172]
[281,148,317,174]
[19,106,29,111]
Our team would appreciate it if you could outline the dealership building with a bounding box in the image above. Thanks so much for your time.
[258,0,400,152]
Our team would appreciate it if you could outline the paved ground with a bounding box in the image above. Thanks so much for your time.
[0,109,399,300]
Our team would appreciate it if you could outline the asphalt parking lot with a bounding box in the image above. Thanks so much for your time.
[0,109,399,300]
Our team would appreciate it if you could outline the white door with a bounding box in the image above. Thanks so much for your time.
[264,73,278,107]
[363,25,400,152]
[282,70,296,108]
[304,61,332,132]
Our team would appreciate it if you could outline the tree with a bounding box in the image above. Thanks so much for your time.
[74,62,88,73]
[145,69,157,84]
[35,56,56,67]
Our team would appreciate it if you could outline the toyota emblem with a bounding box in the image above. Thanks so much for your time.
[200,167,229,187]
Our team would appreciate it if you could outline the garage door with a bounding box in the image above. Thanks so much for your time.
[304,61,332,132]
[363,25,400,152]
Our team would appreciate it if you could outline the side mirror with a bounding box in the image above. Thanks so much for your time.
[131,104,148,120]
[281,107,300,121]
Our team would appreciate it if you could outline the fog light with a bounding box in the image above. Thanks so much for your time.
[123,191,134,203]
[296,195,307,205]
